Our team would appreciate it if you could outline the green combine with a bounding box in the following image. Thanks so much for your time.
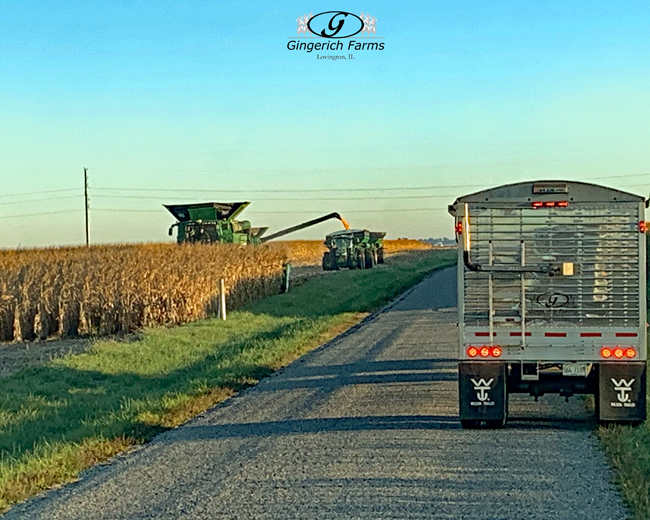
[165,202,349,245]
[322,229,386,271]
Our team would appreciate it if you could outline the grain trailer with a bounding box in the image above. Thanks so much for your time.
[448,181,648,428]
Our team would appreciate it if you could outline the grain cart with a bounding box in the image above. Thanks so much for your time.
[448,181,648,428]
[165,202,348,245]
[322,229,386,270]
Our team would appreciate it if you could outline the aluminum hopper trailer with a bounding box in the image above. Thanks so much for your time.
[448,180,648,428]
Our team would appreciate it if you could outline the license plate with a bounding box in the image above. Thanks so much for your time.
[562,363,590,377]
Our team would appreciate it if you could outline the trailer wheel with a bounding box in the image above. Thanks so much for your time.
[364,250,375,269]
[356,251,365,269]
[377,247,384,264]
[460,420,481,429]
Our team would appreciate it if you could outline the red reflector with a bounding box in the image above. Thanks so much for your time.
[509,332,531,336]
[491,347,502,357]
[601,347,612,358]
[580,332,602,337]
[614,348,624,358]
[616,332,638,337]
[557,201,569,207]
[479,347,490,357]
[626,348,637,359]
[640,221,647,233]
[545,332,567,337]
[475,332,494,337]
[467,347,478,357]
[532,201,543,208]
[544,201,556,207]
[455,222,463,234]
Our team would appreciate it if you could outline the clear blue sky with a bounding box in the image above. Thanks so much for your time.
[1,1,649,247]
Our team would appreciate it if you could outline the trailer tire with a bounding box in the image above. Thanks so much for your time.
[377,247,384,264]
[460,420,481,429]
[364,250,375,269]
[356,251,365,270]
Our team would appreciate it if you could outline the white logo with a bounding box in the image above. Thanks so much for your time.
[471,378,494,402]
[360,13,377,37]
[297,13,314,37]
[611,378,635,403]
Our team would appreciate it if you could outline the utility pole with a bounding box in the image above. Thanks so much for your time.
[84,168,89,246]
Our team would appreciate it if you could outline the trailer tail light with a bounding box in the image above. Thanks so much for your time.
[455,222,463,234]
[467,346,502,358]
[640,221,647,233]
[601,347,637,359]
[531,201,569,208]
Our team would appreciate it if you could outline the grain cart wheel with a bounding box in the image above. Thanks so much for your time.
[354,250,364,270]
[377,247,385,264]
[364,249,375,269]
[347,251,356,270]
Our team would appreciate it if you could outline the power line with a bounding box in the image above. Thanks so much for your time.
[91,194,457,202]
[0,188,78,200]
[0,209,79,219]
[92,207,446,215]
[92,185,485,194]
[0,195,82,206]
[91,175,650,195]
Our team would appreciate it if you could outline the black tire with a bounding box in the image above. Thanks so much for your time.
[364,249,375,269]
[322,253,332,271]
[460,420,481,429]
[347,254,356,270]
[377,247,384,264]
[356,250,365,269]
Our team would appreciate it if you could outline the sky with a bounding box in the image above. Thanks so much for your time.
[0,1,649,247]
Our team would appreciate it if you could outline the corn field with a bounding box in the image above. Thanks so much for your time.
[0,238,436,342]
[0,244,285,342]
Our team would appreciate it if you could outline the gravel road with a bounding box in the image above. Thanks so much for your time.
[7,267,627,519]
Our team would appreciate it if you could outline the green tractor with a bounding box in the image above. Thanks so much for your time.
[165,202,349,245]
[322,229,386,271]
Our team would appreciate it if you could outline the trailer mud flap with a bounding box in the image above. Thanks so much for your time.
[459,362,507,423]
[599,363,646,422]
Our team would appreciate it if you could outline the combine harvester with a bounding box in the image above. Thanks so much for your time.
[164,202,349,244]
[449,180,647,428]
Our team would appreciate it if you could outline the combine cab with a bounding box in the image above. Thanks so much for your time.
[322,229,386,271]
[165,202,348,245]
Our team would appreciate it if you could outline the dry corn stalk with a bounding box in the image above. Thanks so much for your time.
[0,243,286,341]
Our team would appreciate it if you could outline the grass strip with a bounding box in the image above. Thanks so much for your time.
[0,249,455,511]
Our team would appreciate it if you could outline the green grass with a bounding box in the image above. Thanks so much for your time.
[0,249,456,510]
